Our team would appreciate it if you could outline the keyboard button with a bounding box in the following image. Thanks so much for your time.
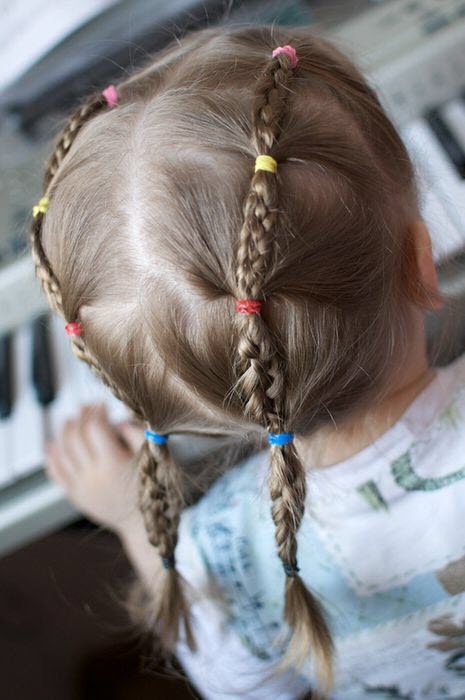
[401,119,465,258]
[10,325,44,478]
[0,334,13,419]
[32,314,56,407]
[440,98,465,154]
[426,109,465,178]
[0,420,13,486]
[418,187,464,262]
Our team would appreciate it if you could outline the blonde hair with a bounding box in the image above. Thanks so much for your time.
[29,24,440,696]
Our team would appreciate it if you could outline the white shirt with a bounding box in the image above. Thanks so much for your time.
[174,352,465,699]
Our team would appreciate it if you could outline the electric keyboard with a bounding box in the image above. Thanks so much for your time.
[3,0,465,557]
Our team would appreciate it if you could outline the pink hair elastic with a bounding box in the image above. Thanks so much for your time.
[65,322,84,336]
[236,299,263,314]
[272,45,298,68]
[102,84,118,108]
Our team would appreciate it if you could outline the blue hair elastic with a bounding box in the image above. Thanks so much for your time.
[268,432,294,446]
[145,429,169,445]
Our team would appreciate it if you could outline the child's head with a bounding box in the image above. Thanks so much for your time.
[30,24,441,694]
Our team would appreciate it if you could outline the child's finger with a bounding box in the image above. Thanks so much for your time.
[60,417,86,469]
[115,422,145,454]
[78,404,99,457]
[86,403,131,457]
[44,443,74,490]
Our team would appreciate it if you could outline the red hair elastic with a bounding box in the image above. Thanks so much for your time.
[65,322,84,336]
[235,299,262,314]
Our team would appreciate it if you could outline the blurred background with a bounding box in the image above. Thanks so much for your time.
[2,0,465,697]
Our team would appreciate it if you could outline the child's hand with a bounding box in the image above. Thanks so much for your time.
[44,403,145,533]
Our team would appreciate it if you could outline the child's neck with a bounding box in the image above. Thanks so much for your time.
[295,314,436,470]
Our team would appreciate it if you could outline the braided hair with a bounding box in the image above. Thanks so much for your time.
[234,48,334,690]
[29,24,435,697]
[30,91,195,652]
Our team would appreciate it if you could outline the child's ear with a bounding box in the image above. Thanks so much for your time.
[409,219,444,310]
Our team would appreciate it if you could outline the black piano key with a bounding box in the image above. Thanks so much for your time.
[0,333,14,419]
[31,314,56,406]
[426,109,465,179]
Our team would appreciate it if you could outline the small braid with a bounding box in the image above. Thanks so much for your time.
[43,93,107,190]
[29,92,142,417]
[138,439,195,649]
[29,87,194,652]
[30,94,106,321]
[30,214,63,316]
[235,50,334,693]
[138,440,185,574]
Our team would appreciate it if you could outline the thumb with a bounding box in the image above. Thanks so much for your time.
[115,421,145,454]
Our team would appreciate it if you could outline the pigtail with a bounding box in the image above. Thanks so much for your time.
[30,212,63,316]
[235,48,334,694]
[30,86,196,655]
[137,439,195,650]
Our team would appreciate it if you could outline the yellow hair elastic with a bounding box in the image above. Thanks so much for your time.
[254,155,277,173]
[32,197,49,218]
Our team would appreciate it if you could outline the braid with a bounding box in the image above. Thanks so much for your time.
[30,214,63,316]
[43,93,106,190]
[30,94,106,318]
[30,91,142,416]
[30,215,136,415]
[29,86,194,652]
[235,50,334,693]
[138,440,194,650]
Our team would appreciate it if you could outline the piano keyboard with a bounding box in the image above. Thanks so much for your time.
[0,313,129,488]
[3,0,465,556]
[0,313,130,555]
[0,311,236,557]
[402,109,465,263]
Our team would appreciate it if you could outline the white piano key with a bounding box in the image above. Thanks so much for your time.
[9,325,44,478]
[440,98,465,152]
[401,118,465,255]
[419,186,465,263]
